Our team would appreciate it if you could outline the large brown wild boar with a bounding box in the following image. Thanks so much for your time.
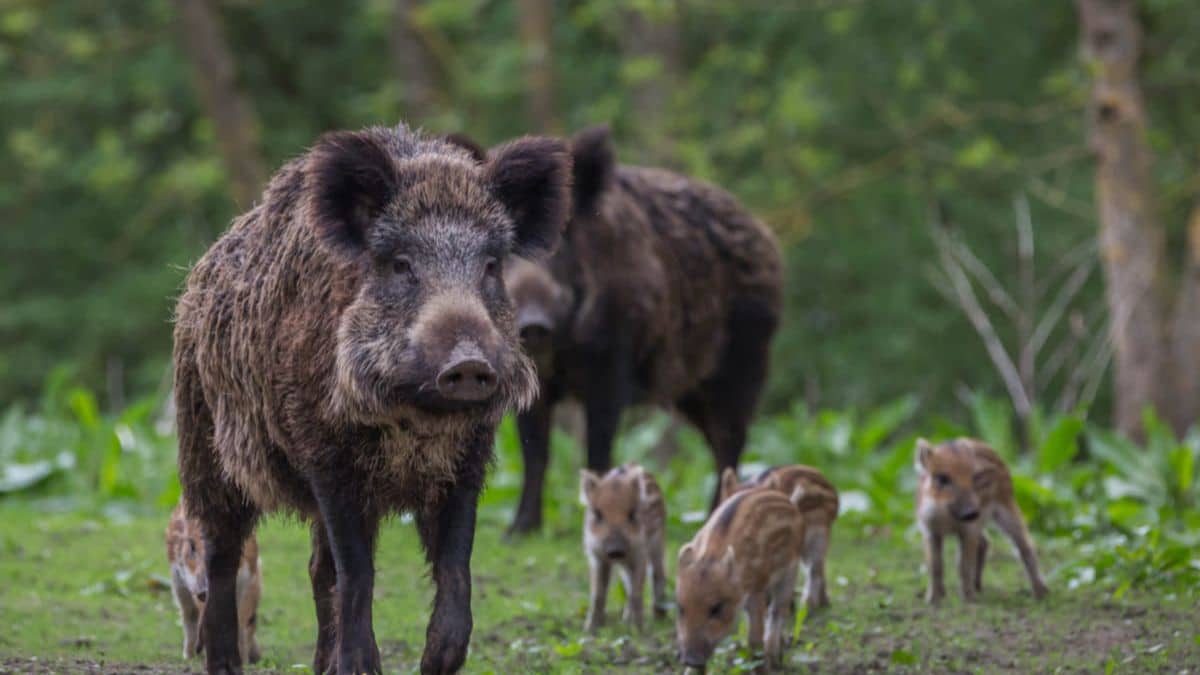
[720,464,839,610]
[579,462,667,633]
[915,438,1049,604]
[173,124,571,674]
[166,502,261,663]
[496,126,784,534]
[676,488,806,671]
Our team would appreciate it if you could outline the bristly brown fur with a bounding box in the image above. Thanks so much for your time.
[174,122,572,674]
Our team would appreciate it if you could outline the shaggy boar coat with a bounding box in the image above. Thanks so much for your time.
[915,438,1049,604]
[720,464,839,609]
[502,126,783,534]
[166,503,261,663]
[173,124,571,675]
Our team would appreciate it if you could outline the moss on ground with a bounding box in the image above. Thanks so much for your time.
[0,504,1196,674]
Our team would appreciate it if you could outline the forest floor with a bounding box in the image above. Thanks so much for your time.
[1,503,1197,674]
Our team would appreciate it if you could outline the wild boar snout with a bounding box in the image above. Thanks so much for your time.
[953,498,981,522]
[517,306,554,353]
[436,341,498,402]
[602,534,630,561]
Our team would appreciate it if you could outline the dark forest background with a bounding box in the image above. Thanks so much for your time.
[4,0,1200,439]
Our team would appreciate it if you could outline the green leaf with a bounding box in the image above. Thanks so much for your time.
[1037,415,1083,473]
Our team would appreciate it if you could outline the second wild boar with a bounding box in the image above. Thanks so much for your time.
[579,462,667,633]
[676,488,806,670]
[915,437,1049,604]
[719,464,839,609]
[503,126,784,534]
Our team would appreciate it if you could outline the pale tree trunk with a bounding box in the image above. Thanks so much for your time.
[516,0,558,134]
[621,2,681,161]
[1078,0,1170,439]
[391,0,439,124]
[173,0,266,209]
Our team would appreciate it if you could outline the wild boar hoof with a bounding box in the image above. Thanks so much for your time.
[421,614,471,674]
[334,638,382,675]
[1033,583,1049,599]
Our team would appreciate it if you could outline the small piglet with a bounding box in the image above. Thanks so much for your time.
[166,503,261,663]
[720,464,839,610]
[915,438,1049,604]
[676,488,805,671]
[579,463,667,633]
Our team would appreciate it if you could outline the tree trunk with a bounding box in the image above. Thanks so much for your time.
[1168,204,1200,435]
[391,0,439,124]
[621,2,681,161]
[173,0,266,209]
[516,0,558,134]
[1077,0,1169,439]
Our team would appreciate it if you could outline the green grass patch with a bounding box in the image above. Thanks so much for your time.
[1,504,1196,674]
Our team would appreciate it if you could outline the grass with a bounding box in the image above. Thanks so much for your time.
[1,501,1197,674]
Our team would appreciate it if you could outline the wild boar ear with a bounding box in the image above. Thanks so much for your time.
[486,136,571,259]
[307,130,401,253]
[570,125,616,216]
[442,133,488,163]
[719,467,740,503]
[677,543,697,569]
[915,438,934,474]
[579,469,600,505]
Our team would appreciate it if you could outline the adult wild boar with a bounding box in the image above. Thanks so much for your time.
[173,124,570,674]
[500,126,783,534]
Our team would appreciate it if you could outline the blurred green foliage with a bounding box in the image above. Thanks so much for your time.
[4,380,1196,596]
[3,1,1200,419]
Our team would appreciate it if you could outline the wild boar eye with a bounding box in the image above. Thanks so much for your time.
[628,510,637,524]
[187,540,197,556]
[708,602,724,619]
[393,257,414,278]
[934,473,951,488]
[591,508,603,522]
[484,257,500,277]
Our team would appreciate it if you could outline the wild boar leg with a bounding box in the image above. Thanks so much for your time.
[584,557,612,633]
[957,528,982,601]
[582,338,633,472]
[680,299,776,512]
[648,535,669,619]
[993,502,1049,598]
[315,487,381,675]
[924,530,945,605]
[511,398,553,535]
[619,554,646,630]
[745,591,766,653]
[803,525,831,610]
[766,566,798,668]
[417,480,481,675]
[308,522,338,673]
[171,569,201,658]
[201,521,254,675]
[975,532,989,593]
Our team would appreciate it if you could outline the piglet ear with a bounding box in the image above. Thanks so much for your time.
[307,130,400,253]
[580,469,600,506]
[719,467,740,504]
[570,125,615,216]
[677,543,697,569]
[486,136,571,259]
[915,438,934,474]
